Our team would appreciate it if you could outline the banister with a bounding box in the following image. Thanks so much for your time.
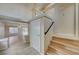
[45,21,54,35]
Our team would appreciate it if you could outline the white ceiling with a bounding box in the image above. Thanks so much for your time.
[0,3,48,22]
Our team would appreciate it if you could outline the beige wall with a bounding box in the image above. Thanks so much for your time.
[0,23,5,38]
[44,4,77,52]
[44,17,55,52]
[46,4,76,39]
[55,5,74,36]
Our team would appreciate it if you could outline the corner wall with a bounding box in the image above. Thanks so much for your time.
[44,4,77,52]
[29,19,44,54]
[46,4,76,39]
[0,23,5,38]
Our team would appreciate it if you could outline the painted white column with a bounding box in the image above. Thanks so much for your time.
[18,24,23,40]
[30,19,44,54]
[75,3,79,39]
[4,23,9,37]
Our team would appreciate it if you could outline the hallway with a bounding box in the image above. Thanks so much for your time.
[0,36,40,55]
[0,3,79,55]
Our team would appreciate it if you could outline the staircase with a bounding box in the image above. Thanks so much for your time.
[46,36,79,55]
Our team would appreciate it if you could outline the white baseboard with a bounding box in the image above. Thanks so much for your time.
[53,33,78,40]
[31,47,44,55]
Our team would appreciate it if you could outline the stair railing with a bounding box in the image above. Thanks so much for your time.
[29,9,55,35]
[44,21,54,35]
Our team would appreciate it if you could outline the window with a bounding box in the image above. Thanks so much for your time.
[23,28,28,35]
[9,27,18,34]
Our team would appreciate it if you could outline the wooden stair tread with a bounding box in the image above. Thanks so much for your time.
[49,42,79,55]
[46,46,58,55]
[53,36,79,45]
[46,50,58,55]
[51,41,79,53]
[47,46,68,55]
[46,50,57,55]
[52,37,79,50]
[46,36,79,55]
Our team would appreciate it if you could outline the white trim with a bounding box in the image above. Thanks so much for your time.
[53,33,78,40]
[31,47,44,55]
[75,3,79,39]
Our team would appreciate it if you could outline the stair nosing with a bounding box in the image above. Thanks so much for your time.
[49,45,69,55]
[52,40,79,50]
[51,41,79,53]
[49,44,79,55]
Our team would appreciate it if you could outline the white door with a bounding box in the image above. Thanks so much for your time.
[30,19,41,53]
